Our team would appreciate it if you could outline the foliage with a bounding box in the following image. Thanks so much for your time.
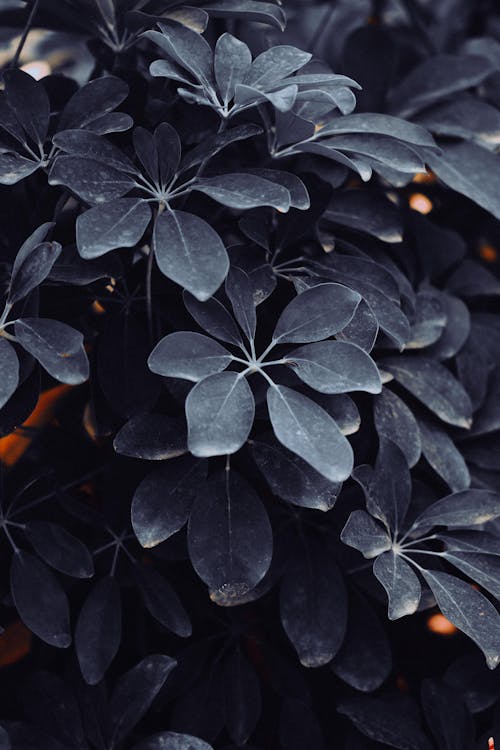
[0,0,500,747]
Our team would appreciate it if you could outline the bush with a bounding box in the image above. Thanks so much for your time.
[0,0,500,748]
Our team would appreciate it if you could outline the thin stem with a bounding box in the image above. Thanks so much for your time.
[261,358,290,367]
[9,466,105,518]
[257,339,278,363]
[0,302,12,327]
[401,534,438,549]
[10,0,41,69]
[110,543,120,577]
[0,330,17,342]
[2,524,19,553]
[145,244,155,343]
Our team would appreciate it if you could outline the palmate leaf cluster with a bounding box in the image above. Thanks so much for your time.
[1,0,500,748]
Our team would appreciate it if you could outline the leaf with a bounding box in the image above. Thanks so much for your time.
[132,456,207,548]
[381,356,472,428]
[421,569,500,669]
[0,338,19,409]
[373,551,421,620]
[133,732,213,750]
[14,318,89,385]
[374,388,421,468]
[58,75,129,130]
[24,521,93,578]
[75,576,121,685]
[421,680,473,750]
[245,45,312,89]
[267,385,353,481]
[338,694,433,750]
[440,531,500,556]
[334,298,379,352]
[53,130,138,173]
[108,655,176,747]
[425,141,500,221]
[225,266,256,341]
[114,414,187,460]
[418,417,470,492]
[323,190,403,243]
[353,438,411,536]
[214,33,252,105]
[331,591,391,691]
[148,332,232,382]
[318,134,426,175]
[250,439,342,511]
[187,470,272,604]
[193,173,291,211]
[319,113,437,148]
[280,545,347,667]
[412,489,500,532]
[49,156,134,204]
[133,565,191,637]
[202,0,286,30]
[223,646,261,744]
[76,198,152,258]
[272,283,361,344]
[3,69,50,148]
[145,22,215,92]
[0,152,40,184]
[243,168,310,209]
[340,510,392,559]
[186,372,254,457]
[10,550,71,648]
[8,241,61,304]
[287,341,381,394]
[184,291,243,347]
[389,54,494,118]
[154,209,229,301]
[133,123,181,188]
[444,552,500,599]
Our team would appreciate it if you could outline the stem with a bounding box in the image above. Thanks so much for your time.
[145,244,155,343]
[257,339,278,363]
[10,0,41,69]
[401,534,438,549]
[110,543,120,577]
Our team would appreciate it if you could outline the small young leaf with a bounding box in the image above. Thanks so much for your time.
[108,655,177,747]
[132,456,207,548]
[77,199,152,258]
[225,266,256,342]
[287,341,381,394]
[75,576,121,685]
[10,551,71,648]
[148,331,232,382]
[273,283,361,344]
[154,210,229,301]
[267,385,353,481]
[186,372,254,456]
[421,569,500,669]
[24,521,93,578]
[0,338,19,409]
[373,551,421,620]
[340,510,392,559]
[187,470,272,604]
[145,21,215,92]
[14,318,89,385]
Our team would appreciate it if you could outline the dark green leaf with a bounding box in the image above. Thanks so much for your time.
[148,331,232,382]
[340,510,392,559]
[0,338,19,409]
[75,576,121,684]
[15,318,88,384]
[24,521,93,579]
[373,551,421,620]
[193,173,291,211]
[287,341,381,394]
